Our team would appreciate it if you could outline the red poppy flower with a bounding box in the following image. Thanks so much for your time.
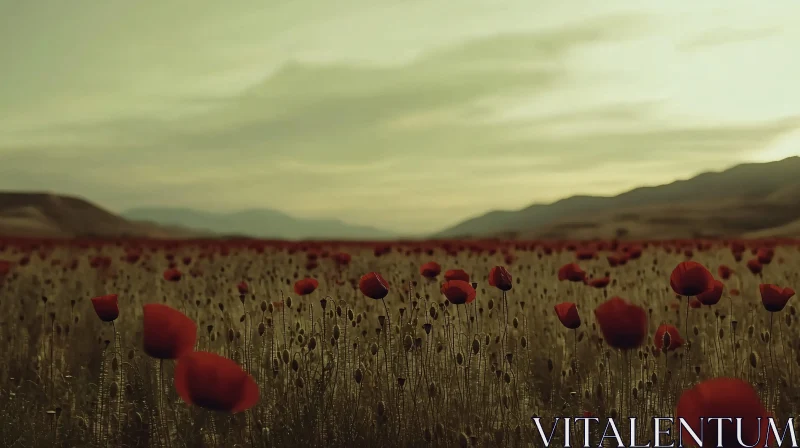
[373,245,391,257]
[441,280,476,305]
[332,252,352,267]
[676,377,770,448]
[746,259,762,275]
[124,252,141,264]
[237,281,249,295]
[689,298,702,308]
[730,288,740,297]
[594,297,647,350]
[669,261,714,297]
[174,351,259,413]
[759,284,795,312]
[575,248,596,260]
[756,248,774,265]
[488,266,512,291]
[419,261,442,279]
[654,324,684,351]
[588,277,610,289]
[696,279,724,306]
[163,268,182,282]
[626,246,643,260]
[554,302,581,329]
[359,272,390,300]
[0,260,11,277]
[91,294,119,322]
[88,255,108,269]
[558,263,586,282]
[444,269,470,282]
[293,278,319,296]
[717,265,733,280]
[143,304,197,359]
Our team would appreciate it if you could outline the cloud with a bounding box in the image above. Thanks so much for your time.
[2,16,635,155]
[679,27,781,51]
[274,158,400,175]
[1,6,799,234]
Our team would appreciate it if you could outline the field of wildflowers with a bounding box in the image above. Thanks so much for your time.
[0,237,796,447]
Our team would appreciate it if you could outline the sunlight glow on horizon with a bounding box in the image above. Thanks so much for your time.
[748,130,800,162]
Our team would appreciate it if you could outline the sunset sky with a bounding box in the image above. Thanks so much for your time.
[1,0,799,234]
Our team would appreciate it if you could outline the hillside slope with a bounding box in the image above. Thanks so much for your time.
[435,156,800,239]
[0,192,205,238]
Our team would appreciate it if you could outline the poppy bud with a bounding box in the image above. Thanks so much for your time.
[403,335,413,352]
[428,382,437,398]
[376,401,385,417]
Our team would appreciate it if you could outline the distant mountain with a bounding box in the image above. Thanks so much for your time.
[0,192,206,239]
[435,156,800,239]
[4,158,797,242]
[122,207,397,240]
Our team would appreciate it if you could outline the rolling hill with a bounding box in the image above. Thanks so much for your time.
[0,192,206,239]
[122,207,397,240]
[3,157,798,241]
[435,156,800,240]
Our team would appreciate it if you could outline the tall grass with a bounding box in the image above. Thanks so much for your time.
[0,239,797,447]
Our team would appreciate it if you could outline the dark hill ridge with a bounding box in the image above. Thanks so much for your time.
[1,157,797,240]
[435,156,800,238]
[0,192,205,238]
[0,193,396,240]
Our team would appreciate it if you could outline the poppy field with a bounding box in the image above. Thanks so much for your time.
[0,237,798,447]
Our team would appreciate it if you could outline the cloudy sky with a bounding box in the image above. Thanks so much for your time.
[1,0,799,234]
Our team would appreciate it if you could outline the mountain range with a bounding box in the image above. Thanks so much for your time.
[434,156,800,239]
[121,207,396,240]
[0,156,798,240]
